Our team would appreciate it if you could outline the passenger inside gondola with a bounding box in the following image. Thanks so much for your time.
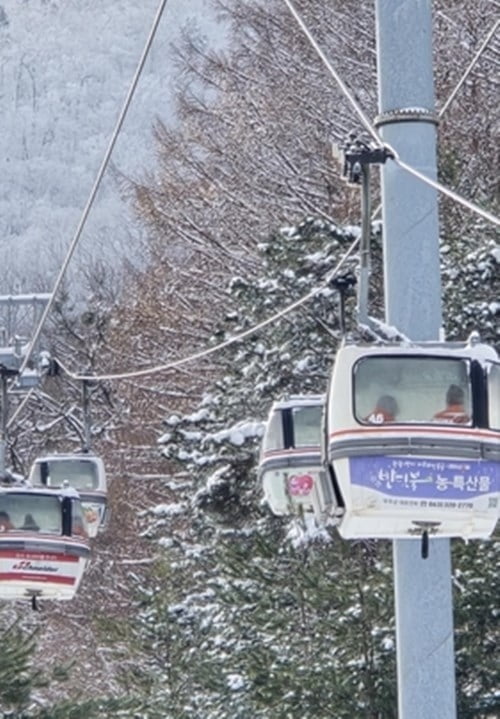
[365,394,399,423]
[354,355,474,424]
[0,495,62,535]
[21,513,40,531]
[0,511,13,532]
[433,384,470,424]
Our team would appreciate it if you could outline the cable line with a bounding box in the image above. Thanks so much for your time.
[392,157,500,226]
[10,2,498,420]
[282,0,379,143]
[438,18,499,119]
[17,0,171,379]
[53,235,361,382]
[7,389,35,430]
[283,0,500,228]
[370,17,500,221]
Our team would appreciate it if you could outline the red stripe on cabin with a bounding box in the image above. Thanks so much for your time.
[0,572,76,585]
[0,532,88,545]
[262,447,320,457]
[329,426,499,441]
[0,550,79,563]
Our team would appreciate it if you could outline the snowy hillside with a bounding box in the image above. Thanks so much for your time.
[0,0,223,289]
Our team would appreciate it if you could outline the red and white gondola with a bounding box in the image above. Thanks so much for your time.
[29,454,107,538]
[325,337,500,541]
[259,395,335,522]
[0,485,90,602]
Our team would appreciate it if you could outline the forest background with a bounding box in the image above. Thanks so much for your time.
[0,1,499,718]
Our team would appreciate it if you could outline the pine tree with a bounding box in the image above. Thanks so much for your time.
[0,621,43,711]
[0,619,137,719]
[453,539,500,719]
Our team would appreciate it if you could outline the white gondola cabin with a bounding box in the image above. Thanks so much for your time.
[0,485,90,602]
[326,337,500,541]
[29,454,107,538]
[259,395,335,521]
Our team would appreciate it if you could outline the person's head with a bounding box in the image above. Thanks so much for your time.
[22,513,39,530]
[446,384,464,406]
[0,511,11,530]
[376,394,398,417]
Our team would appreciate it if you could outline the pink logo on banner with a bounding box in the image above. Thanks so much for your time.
[288,474,314,496]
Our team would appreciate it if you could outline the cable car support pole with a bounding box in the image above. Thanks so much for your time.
[338,136,392,327]
[0,366,17,481]
[358,164,370,327]
[0,371,7,479]
[375,1,456,717]
[82,380,92,453]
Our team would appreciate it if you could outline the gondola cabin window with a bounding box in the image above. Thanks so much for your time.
[71,499,88,537]
[353,356,472,425]
[263,403,323,451]
[488,362,500,430]
[0,494,62,534]
[39,459,99,490]
[292,405,322,446]
[263,410,284,451]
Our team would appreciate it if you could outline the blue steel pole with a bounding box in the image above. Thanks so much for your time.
[374,1,456,717]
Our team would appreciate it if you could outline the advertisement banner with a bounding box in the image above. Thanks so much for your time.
[350,455,498,501]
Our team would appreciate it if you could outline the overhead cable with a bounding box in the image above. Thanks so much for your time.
[54,235,361,382]
[392,157,500,226]
[17,0,171,379]
[7,389,35,430]
[283,0,500,228]
[282,0,379,143]
[438,18,499,119]
[371,17,500,221]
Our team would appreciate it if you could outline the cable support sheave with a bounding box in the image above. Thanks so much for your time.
[52,236,361,382]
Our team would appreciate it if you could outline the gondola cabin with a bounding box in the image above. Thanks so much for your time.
[326,337,500,541]
[29,454,107,538]
[0,486,90,602]
[259,395,335,522]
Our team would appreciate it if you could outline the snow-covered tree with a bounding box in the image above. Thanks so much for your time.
[131,219,398,718]
[0,619,135,718]
[133,209,499,718]
[452,539,500,719]
[3,0,497,708]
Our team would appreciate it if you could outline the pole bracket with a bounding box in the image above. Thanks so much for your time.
[336,134,394,185]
